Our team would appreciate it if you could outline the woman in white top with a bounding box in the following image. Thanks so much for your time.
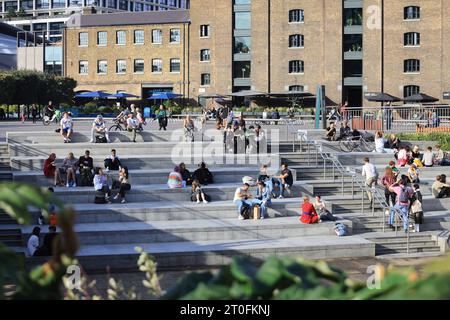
[27,227,41,257]
[374,131,394,153]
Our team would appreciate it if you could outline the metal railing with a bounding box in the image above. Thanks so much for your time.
[326,105,450,133]
[294,132,411,253]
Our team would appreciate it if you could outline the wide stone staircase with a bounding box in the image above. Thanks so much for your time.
[1,129,449,273]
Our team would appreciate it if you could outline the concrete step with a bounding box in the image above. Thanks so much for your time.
[49,183,311,204]
[22,217,353,246]
[10,154,276,171]
[0,228,22,247]
[24,235,375,272]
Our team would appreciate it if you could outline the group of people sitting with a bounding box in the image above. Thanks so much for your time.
[324,121,361,141]
[43,149,131,203]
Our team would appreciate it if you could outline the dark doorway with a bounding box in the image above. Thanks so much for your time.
[343,86,363,108]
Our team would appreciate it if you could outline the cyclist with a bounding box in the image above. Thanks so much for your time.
[115,106,130,128]
[44,101,55,120]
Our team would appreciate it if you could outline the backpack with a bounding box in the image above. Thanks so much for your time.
[334,223,347,236]
[399,186,410,203]
[241,202,251,219]
[96,135,107,143]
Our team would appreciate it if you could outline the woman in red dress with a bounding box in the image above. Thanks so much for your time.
[300,196,320,224]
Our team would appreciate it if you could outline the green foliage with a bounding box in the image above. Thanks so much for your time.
[0,70,76,106]
[163,255,450,300]
[0,182,79,300]
[396,133,450,151]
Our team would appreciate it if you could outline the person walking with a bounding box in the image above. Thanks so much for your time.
[361,157,378,205]
[157,105,168,131]
[388,178,413,232]
[183,115,195,142]
[31,104,38,124]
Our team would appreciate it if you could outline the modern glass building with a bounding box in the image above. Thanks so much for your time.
[1,0,189,42]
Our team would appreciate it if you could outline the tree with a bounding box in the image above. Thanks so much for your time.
[0,70,77,106]
[16,7,26,17]
[5,7,16,20]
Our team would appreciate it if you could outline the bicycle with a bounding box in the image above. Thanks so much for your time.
[109,118,146,132]
[42,110,62,126]
[339,136,374,153]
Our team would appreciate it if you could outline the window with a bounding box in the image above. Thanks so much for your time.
[116,30,126,45]
[152,29,162,44]
[233,61,251,78]
[170,58,181,73]
[404,32,420,46]
[170,29,181,43]
[201,73,211,86]
[234,12,251,29]
[97,60,107,74]
[79,60,88,74]
[289,34,304,48]
[116,59,126,74]
[404,59,420,73]
[289,85,304,92]
[78,32,88,46]
[404,6,420,20]
[200,25,210,38]
[404,85,420,98]
[289,60,304,74]
[134,59,144,73]
[152,59,162,73]
[200,49,211,62]
[234,36,251,54]
[289,9,304,23]
[97,31,107,46]
[344,8,363,26]
[134,30,144,44]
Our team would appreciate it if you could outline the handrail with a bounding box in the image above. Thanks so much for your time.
[294,136,410,253]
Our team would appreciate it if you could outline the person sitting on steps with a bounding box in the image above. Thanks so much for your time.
[90,115,110,143]
[300,196,320,224]
[104,149,122,171]
[113,167,131,204]
[191,179,209,204]
[432,175,450,199]
[273,163,293,199]
[61,152,78,188]
[93,167,111,204]
[167,166,184,189]
[255,181,271,219]
[193,162,213,185]
[126,114,139,143]
[324,122,337,141]
[78,150,94,187]
[179,162,193,186]
[43,153,63,187]
[233,183,264,220]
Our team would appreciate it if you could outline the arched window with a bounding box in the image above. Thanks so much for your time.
[404,59,420,73]
[404,85,420,98]
[289,34,304,48]
[289,60,304,74]
[404,6,420,20]
[289,9,304,23]
[404,32,420,46]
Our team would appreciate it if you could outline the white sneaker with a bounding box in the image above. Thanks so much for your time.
[114,194,119,200]
[238,215,245,220]
[89,140,94,143]
[121,199,126,204]
[66,183,70,187]
[203,200,209,204]
[278,195,284,199]
[197,200,201,203]
[38,218,43,225]
[73,183,77,187]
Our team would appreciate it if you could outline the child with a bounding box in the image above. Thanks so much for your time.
[191,180,209,204]
[39,187,57,225]
[410,184,423,233]
[407,164,420,184]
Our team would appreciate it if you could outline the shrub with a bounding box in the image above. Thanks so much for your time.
[396,133,450,151]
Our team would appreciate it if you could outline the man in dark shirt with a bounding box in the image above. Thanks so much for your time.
[273,164,293,198]
[78,150,94,186]
[104,149,122,171]
[338,121,352,140]
[193,162,213,185]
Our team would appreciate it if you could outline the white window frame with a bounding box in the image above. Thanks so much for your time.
[97,60,107,75]
[200,49,211,62]
[134,29,145,45]
[152,58,163,73]
[200,24,210,38]
[289,60,304,74]
[79,60,88,75]
[152,29,162,44]
[170,58,181,73]
[116,30,126,45]
[289,9,305,23]
[134,59,145,74]
[170,28,181,44]
[116,59,127,74]
[78,32,88,47]
[97,31,107,46]
[201,73,211,86]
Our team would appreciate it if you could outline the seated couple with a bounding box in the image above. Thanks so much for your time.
[257,164,293,199]
[234,181,271,220]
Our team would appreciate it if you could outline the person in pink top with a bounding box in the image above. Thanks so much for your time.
[388,178,413,232]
